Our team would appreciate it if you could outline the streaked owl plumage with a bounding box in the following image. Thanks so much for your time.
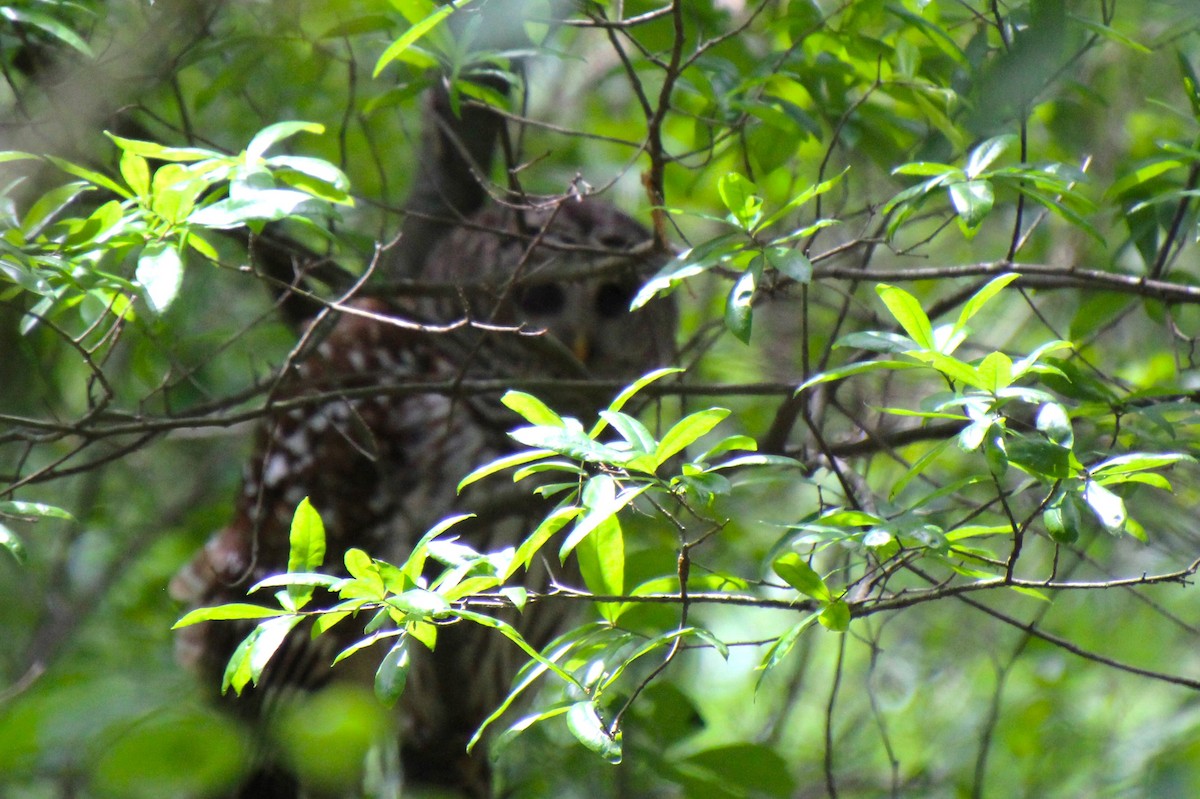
[171,198,675,797]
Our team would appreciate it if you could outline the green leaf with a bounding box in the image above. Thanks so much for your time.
[758,168,847,230]
[590,368,682,437]
[560,479,649,560]
[602,629,727,694]
[705,453,800,471]
[343,548,386,598]
[1106,158,1183,199]
[374,2,460,77]
[0,7,92,55]
[455,609,581,689]
[695,434,757,463]
[333,628,403,666]
[245,121,325,162]
[267,155,351,190]
[285,498,327,609]
[1074,16,1151,55]
[984,435,1009,477]
[757,613,820,680]
[248,573,341,593]
[908,351,984,388]
[152,164,206,223]
[893,161,958,177]
[458,449,553,492]
[136,244,184,314]
[768,247,813,283]
[598,411,656,455]
[717,172,762,229]
[470,626,610,753]
[976,351,1013,392]
[510,425,627,465]
[375,640,410,707]
[1083,480,1126,533]
[21,182,91,239]
[1036,403,1074,447]
[1044,490,1081,544]
[566,701,622,764]
[965,135,1017,178]
[173,604,287,628]
[631,235,743,308]
[576,514,624,623]
[819,600,851,632]
[772,553,831,602]
[400,514,473,582]
[0,500,74,520]
[386,589,451,618]
[876,284,935,349]
[0,521,27,565]
[502,391,565,427]
[724,265,756,343]
[105,133,217,162]
[288,499,326,573]
[507,507,580,579]
[948,180,994,228]
[46,156,131,198]
[1089,452,1191,477]
[796,360,922,393]
[678,743,796,797]
[954,274,1021,334]
[189,189,316,228]
[120,151,151,198]
[656,408,731,466]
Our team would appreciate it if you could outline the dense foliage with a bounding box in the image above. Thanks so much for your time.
[6,1,1200,797]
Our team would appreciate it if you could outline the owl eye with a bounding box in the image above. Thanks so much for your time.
[595,282,636,318]
[516,283,566,315]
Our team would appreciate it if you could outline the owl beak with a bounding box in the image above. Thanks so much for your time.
[572,332,591,363]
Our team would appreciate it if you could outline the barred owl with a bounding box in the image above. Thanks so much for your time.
[171,197,675,798]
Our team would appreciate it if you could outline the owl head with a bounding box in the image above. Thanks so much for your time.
[424,198,677,379]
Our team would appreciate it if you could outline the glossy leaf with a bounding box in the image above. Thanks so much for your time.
[656,408,731,466]
[773,553,831,602]
[0,521,27,565]
[566,701,622,764]
[877,284,935,349]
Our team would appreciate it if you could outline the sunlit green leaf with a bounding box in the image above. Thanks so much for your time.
[375,640,410,707]
[965,135,1016,178]
[502,390,565,427]
[818,599,850,632]
[948,179,994,228]
[245,121,325,162]
[566,701,622,764]
[717,172,762,229]
[174,604,287,629]
[458,449,554,492]
[590,368,682,437]
[955,273,1021,334]
[656,408,730,466]
[0,500,74,520]
[1083,480,1126,533]
[0,521,27,565]
[374,2,462,76]
[136,244,184,314]
[773,553,831,602]
[876,284,935,348]
[576,514,624,622]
